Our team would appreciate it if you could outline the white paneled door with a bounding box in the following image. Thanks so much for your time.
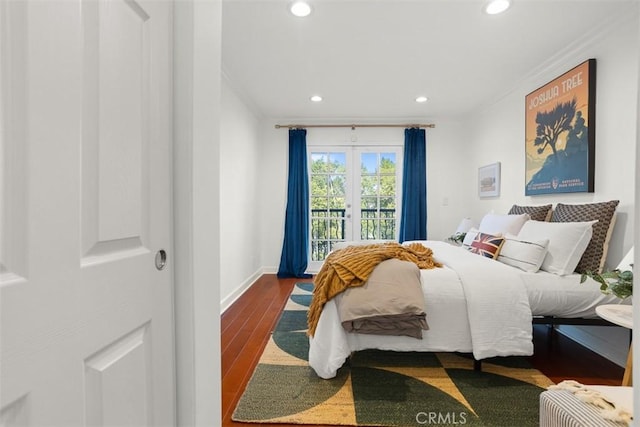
[0,1,175,426]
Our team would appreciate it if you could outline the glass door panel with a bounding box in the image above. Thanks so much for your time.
[356,149,400,240]
[309,151,350,267]
[309,147,402,268]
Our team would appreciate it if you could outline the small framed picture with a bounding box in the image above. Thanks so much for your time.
[478,162,500,198]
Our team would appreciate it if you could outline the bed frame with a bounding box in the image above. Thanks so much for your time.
[531,316,616,327]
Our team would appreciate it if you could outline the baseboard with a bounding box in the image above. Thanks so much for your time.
[556,325,630,367]
[220,269,264,314]
[262,266,278,274]
[261,266,318,275]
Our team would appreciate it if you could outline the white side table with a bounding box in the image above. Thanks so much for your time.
[596,304,633,386]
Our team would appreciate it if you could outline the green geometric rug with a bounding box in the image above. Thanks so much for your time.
[232,282,554,426]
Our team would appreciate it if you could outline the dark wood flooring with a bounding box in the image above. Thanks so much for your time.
[221,274,625,426]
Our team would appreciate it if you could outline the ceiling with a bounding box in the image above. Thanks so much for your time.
[221,0,637,121]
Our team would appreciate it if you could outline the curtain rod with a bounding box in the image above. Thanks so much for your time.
[274,123,435,129]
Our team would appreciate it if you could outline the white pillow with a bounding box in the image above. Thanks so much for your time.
[497,234,549,273]
[517,220,597,275]
[478,213,530,236]
[462,227,480,247]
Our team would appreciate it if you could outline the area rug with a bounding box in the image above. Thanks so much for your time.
[232,282,554,426]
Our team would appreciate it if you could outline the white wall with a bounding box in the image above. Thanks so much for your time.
[256,120,288,274]
[463,9,638,366]
[219,77,263,311]
[425,120,476,241]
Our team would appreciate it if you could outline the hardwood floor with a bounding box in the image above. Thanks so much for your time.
[221,274,625,426]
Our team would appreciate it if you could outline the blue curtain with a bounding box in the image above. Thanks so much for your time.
[277,129,312,278]
[398,128,427,243]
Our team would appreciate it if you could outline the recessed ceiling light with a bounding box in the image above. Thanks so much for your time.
[290,1,312,17]
[484,0,511,15]
[310,95,322,102]
[415,96,428,103]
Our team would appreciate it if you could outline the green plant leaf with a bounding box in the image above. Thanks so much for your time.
[581,269,633,300]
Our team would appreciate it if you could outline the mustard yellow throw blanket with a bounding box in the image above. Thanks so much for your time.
[308,242,442,337]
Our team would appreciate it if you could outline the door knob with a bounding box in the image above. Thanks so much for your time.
[155,249,167,270]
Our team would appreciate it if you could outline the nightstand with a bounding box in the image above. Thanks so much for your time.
[595,304,633,386]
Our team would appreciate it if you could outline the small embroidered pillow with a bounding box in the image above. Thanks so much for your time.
[497,235,549,272]
[468,232,505,259]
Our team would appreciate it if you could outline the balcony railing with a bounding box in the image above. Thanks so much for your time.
[310,208,396,261]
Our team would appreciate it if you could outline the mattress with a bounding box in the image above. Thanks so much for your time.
[522,270,629,318]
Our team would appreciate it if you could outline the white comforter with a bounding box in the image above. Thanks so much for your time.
[308,241,534,379]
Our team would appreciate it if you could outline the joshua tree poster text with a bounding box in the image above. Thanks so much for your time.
[525,59,596,195]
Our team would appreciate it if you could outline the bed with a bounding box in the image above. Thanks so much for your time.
[308,201,630,379]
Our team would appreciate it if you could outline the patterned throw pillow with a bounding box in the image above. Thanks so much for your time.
[551,200,619,273]
[508,204,553,222]
[468,232,505,259]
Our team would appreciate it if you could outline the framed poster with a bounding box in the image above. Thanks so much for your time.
[478,162,500,198]
[525,59,596,196]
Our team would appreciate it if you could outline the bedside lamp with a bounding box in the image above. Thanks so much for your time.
[455,218,476,234]
[448,218,476,245]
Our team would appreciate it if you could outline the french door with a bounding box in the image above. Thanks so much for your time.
[309,146,402,270]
